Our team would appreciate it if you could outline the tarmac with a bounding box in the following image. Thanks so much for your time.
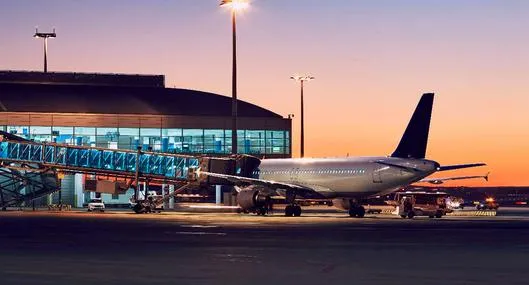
[1,207,529,285]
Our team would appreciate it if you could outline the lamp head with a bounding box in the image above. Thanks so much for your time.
[220,0,249,12]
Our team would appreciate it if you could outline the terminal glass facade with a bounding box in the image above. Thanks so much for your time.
[1,126,290,156]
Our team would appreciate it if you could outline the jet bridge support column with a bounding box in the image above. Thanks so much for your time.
[134,146,141,201]
[162,184,166,209]
[169,184,175,209]
[215,185,222,205]
[74,173,84,208]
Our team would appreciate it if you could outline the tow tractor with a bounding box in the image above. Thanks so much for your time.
[131,183,191,214]
[394,191,450,219]
[130,166,200,214]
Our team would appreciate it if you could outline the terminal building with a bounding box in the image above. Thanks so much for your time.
[0,70,292,207]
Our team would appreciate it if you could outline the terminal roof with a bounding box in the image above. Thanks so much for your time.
[0,72,281,118]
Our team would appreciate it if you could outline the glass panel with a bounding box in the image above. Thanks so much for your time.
[265,130,287,154]
[162,129,182,153]
[74,127,96,147]
[30,126,52,143]
[182,129,204,153]
[285,131,290,155]
[140,128,161,151]
[236,130,246,154]
[52,126,74,145]
[204,129,225,154]
[245,130,265,155]
[118,128,139,150]
[7,126,30,140]
[96,127,118,149]
[140,128,160,136]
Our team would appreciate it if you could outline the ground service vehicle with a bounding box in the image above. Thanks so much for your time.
[395,192,449,219]
[88,198,105,212]
[476,198,499,210]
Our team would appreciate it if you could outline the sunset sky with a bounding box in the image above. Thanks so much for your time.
[1,0,528,186]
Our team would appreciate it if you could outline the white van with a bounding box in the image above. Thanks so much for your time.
[88,198,105,212]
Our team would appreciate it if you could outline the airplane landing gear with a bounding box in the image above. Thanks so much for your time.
[348,200,365,218]
[285,204,302,217]
[348,206,365,218]
[283,189,302,217]
[255,207,267,216]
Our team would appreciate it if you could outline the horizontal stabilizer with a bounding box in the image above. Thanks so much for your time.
[419,172,490,184]
[437,163,486,171]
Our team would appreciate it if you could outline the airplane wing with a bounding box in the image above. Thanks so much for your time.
[418,173,489,185]
[200,171,327,199]
[437,163,486,171]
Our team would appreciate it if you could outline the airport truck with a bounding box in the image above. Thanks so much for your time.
[395,192,450,219]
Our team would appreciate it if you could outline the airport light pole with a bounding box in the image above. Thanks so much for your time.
[290,75,314,158]
[33,28,56,73]
[220,0,249,154]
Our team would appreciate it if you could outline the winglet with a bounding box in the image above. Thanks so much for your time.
[391,93,434,159]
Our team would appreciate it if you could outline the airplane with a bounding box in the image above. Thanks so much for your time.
[202,93,488,217]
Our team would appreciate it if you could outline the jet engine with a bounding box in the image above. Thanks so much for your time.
[236,186,270,211]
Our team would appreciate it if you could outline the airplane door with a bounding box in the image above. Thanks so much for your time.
[372,167,383,183]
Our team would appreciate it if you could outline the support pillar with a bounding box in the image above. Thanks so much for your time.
[161,184,167,209]
[74,174,84,208]
[215,185,222,205]
[169,184,175,209]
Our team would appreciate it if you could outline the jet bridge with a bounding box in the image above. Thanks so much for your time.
[0,138,200,209]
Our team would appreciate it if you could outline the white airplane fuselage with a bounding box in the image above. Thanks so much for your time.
[258,157,439,199]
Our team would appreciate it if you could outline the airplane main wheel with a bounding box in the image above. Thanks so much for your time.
[293,205,302,217]
[407,211,415,219]
[132,203,145,214]
[285,205,301,217]
[435,211,443,218]
[285,205,293,217]
[348,206,365,218]
[256,207,267,216]
[357,206,365,218]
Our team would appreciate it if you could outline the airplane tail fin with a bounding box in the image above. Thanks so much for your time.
[391,93,434,159]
